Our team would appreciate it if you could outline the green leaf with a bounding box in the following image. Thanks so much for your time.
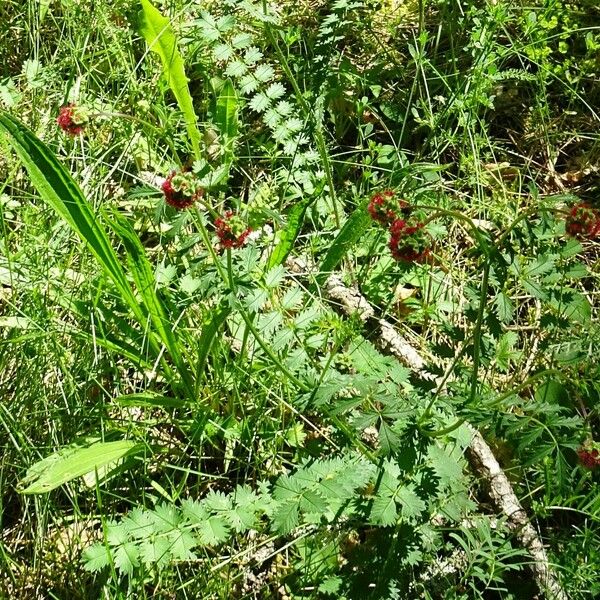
[524,254,556,278]
[267,198,311,269]
[214,79,238,169]
[397,485,426,520]
[551,289,591,323]
[495,331,520,372]
[272,500,300,534]
[141,537,173,568]
[197,515,230,545]
[19,439,141,494]
[370,495,398,526]
[379,421,401,456]
[113,392,189,409]
[108,212,193,391]
[0,112,143,326]
[168,529,197,561]
[264,264,286,288]
[427,444,464,488]
[493,291,514,324]
[254,63,275,82]
[122,508,156,539]
[249,92,270,112]
[139,0,202,158]
[114,542,140,577]
[535,380,568,405]
[319,576,343,595]
[317,203,372,284]
[82,544,111,573]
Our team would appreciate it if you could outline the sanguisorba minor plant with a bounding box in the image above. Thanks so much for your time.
[2,0,599,597]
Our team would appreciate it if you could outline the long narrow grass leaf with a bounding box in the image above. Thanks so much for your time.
[0,112,145,327]
[214,79,238,169]
[139,0,202,159]
[107,212,194,392]
[19,439,141,494]
[194,303,230,396]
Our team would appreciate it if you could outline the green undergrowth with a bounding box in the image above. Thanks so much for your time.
[1,0,599,599]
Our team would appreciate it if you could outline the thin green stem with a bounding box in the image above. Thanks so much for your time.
[421,417,466,438]
[418,206,490,255]
[484,369,563,409]
[194,208,308,392]
[468,260,490,407]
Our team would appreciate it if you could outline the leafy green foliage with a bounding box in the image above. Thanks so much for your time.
[2,0,600,597]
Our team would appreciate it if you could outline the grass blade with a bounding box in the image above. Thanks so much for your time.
[0,112,145,326]
[19,439,141,494]
[139,0,202,159]
[114,393,189,409]
[108,211,194,392]
[317,203,371,284]
[214,79,238,169]
[194,303,230,396]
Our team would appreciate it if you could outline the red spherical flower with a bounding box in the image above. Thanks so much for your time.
[56,104,87,136]
[214,211,252,249]
[367,189,410,225]
[388,218,430,263]
[162,170,203,210]
[566,203,600,239]
[577,447,600,469]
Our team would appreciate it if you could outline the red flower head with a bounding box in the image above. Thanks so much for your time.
[57,104,88,136]
[577,447,600,469]
[388,218,430,263]
[368,189,410,226]
[566,203,600,239]
[214,211,252,249]
[162,170,203,210]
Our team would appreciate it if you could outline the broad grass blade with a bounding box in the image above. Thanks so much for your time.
[139,0,202,159]
[317,203,371,284]
[267,198,311,269]
[0,112,145,326]
[19,439,141,494]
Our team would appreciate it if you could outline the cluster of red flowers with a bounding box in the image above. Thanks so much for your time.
[566,203,600,239]
[577,446,600,469]
[161,170,204,210]
[368,190,409,225]
[368,190,430,263]
[56,104,88,136]
[214,211,252,249]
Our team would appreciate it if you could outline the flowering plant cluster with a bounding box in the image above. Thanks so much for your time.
[56,104,89,136]
[577,444,600,469]
[214,211,252,249]
[161,170,204,210]
[368,190,431,263]
[565,202,600,239]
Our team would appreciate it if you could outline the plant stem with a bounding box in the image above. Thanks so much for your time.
[194,208,308,392]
